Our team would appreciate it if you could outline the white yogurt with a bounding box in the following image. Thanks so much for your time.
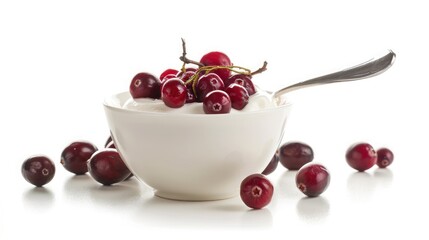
[122,89,276,114]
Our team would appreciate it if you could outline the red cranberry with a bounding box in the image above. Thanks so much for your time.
[279,142,314,170]
[225,83,249,110]
[296,163,330,197]
[160,73,177,83]
[262,153,279,175]
[240,173,274,209]
[161,78,187,108]
[203,90,231,114]
[177,70,196,85]
[185,88,197,103]
[160,68,178,81]
[376,147,394,168]
[346,142,377,172]
[61,141,98,175]
[200,51,232,80]
[225,74,256,95]
[87,150,131,186]
[196,73,225,102]
[129,72,161,99]
[22,155,55,187]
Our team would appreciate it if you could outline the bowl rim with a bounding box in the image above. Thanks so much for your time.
[103,91,292,117]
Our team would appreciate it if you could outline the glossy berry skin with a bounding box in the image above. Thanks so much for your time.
[185,88,197,103]
[296,163,330,197]
[87,150,131,186]
[160,73,177,83]
[376,148,394,168]
[225,74,256,95]
[200,51,232,81]
[225,83,249,110]
[22,156,55,187]
[203,90,231,114]
[160,69,179,82]
[346,142,377,171]
[262,153,279,175]
[196,73,225,102]
[240,174,274,209]
[279,142,314,170]
[61,141,98,175]
[161,78,187,108]
[177,70,196,86]
[129,72,161,99]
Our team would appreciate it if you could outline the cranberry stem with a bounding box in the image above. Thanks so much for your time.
[179,38,204,68]
[251,61,268,76]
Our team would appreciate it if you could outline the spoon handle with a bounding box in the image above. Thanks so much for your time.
[273,50,396,99]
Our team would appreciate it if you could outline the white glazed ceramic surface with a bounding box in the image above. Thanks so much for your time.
[104,92,292,201]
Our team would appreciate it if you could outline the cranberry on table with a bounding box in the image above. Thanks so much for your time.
[61,141,98,175]
[161,78,187,108]
[240,173,274,209]
[87,149,131,186]
[376,147,394,168]
[346,142,377,172]
[185,88,197,103]
[196,73,225,102]
[279,142,314,170]
[203,90,231,114]
[22,155,55,187]
[225,83,249,110]
[225,74,256,95]
[296,163,330,197]
[199,51,232,81]
[129,72,161,99]
[262,153,279,175]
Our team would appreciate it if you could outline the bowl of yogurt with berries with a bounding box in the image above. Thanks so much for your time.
[103,47,292,200]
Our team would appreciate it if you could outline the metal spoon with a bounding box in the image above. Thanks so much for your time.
[272,50,396,103]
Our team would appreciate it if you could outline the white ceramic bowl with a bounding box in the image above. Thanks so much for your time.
[104,92,292,201]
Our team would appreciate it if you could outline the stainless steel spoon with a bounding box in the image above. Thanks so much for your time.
[272,50,396,103]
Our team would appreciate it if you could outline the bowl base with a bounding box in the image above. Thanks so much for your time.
[154,190,237,201]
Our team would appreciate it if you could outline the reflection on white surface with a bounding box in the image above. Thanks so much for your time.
[22,187,55,209]
[296,196,330,222]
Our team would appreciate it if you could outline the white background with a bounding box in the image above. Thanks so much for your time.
[1,0,428,239]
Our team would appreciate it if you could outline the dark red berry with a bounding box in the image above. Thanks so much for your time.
[196,73,225,102]
[22,155,55,187]
[160,73,177,83]
[296,163,330,197]
[87,150,131,186]
[185,88,197,103]
[61,141,98,175]
[177,70,196,84]
[225,83,249,110]
[160,69,179,82]
[376,147,394,168]
[200,51,232,80]
[279,142,314,170]
[262,153,279,175]
[240,173,274,209]
[346,142,377,171]
[203,90,231,114]
[225,74,256,95]
[129,72,161,99]
[161,78,187,108]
